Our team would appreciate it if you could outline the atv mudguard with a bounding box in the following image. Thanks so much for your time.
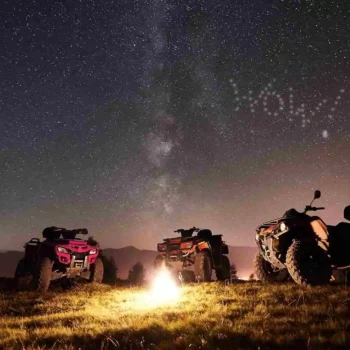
[198,235,227,269]
[24,239,41,260]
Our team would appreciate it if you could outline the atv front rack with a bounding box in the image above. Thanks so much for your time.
[256,218,283,231]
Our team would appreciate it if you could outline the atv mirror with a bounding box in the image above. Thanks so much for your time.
[344,206,350,221]
[314,190,321,200]
[309,190,321,207]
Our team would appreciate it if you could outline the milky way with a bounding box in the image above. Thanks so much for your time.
[0,0,349,250]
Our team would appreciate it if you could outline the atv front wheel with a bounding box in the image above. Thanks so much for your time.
[216,255,232,282]
[254,253,289,283]
[286,240,331,286]
[195,251,212,282]
[154,254,166,270]
[89,257,104,283]
[14,258,33,290]
[33,257,53,292]
[180,270,196,283]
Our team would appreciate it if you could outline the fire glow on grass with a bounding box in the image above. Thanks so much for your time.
[148,267,180,305]
[115,268,181,312]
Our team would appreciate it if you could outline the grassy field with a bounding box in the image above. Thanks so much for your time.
[1,280,350,349]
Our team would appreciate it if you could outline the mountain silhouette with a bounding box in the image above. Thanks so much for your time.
[0,246,257,279]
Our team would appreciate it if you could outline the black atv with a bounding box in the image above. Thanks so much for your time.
[255,190,350,286]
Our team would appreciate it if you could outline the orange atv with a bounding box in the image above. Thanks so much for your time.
[154,227,232,283]
[255,190,350,285]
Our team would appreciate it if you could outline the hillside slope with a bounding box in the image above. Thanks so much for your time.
[0,251,24,277]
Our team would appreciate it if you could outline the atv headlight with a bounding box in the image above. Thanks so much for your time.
[57,246,69,254]
[89,249,97,255]
[280,222,287,231]
[180,242,193,250]
[157,243,167,251]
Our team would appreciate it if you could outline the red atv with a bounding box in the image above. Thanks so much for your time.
[255,191,350,285]
[154,227,232,283]
[15,227,104,291]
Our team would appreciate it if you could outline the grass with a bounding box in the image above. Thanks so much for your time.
[1,280,350,349]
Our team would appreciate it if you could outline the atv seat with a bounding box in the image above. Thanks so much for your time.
[331,222,350,240]
[197,229,212,239]
[344,206,350,221]
[180,230,194,238]
[42,227,61,240]
[62,231,77,239]
[329,222,350,266]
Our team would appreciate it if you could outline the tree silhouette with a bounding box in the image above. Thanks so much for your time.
[249,273,256,281]
[102,256,118,284]
[230,263,238,281]
[97,250,118,284]
[128,262,146,286]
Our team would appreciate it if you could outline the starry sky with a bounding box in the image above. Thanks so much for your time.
[1,0,349,250]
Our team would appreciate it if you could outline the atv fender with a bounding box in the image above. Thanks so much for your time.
[195,247,215,271]
[317,240,329,252]
[196,241,209,251]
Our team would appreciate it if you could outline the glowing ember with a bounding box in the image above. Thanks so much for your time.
[149,267,180,304]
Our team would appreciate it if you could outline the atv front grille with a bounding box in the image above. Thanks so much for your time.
[168,244,180,251]
[73,253,87,261]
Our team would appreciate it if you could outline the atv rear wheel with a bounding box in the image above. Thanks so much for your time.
[286,240,331,286]
[89,257,104,283]
[33,257,53,292]
[15,258,33,290]
[216,255,232,282]
[254,253,289,283]
[195,251,212,282]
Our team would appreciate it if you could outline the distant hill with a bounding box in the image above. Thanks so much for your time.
[226,246,258,278]
[0,246,257,280]
[102,246,257,279]
[0,251,24,277]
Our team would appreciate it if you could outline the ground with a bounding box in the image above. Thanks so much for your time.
[1,280,350,349]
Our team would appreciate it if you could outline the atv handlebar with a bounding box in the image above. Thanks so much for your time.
[42,226,88,239]
[58,228,88,235]
[174,227,200,233]
[304,206,325,213]
[70,228,88,235]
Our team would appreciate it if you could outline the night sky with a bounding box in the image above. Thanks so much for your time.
[1,0,349,250]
